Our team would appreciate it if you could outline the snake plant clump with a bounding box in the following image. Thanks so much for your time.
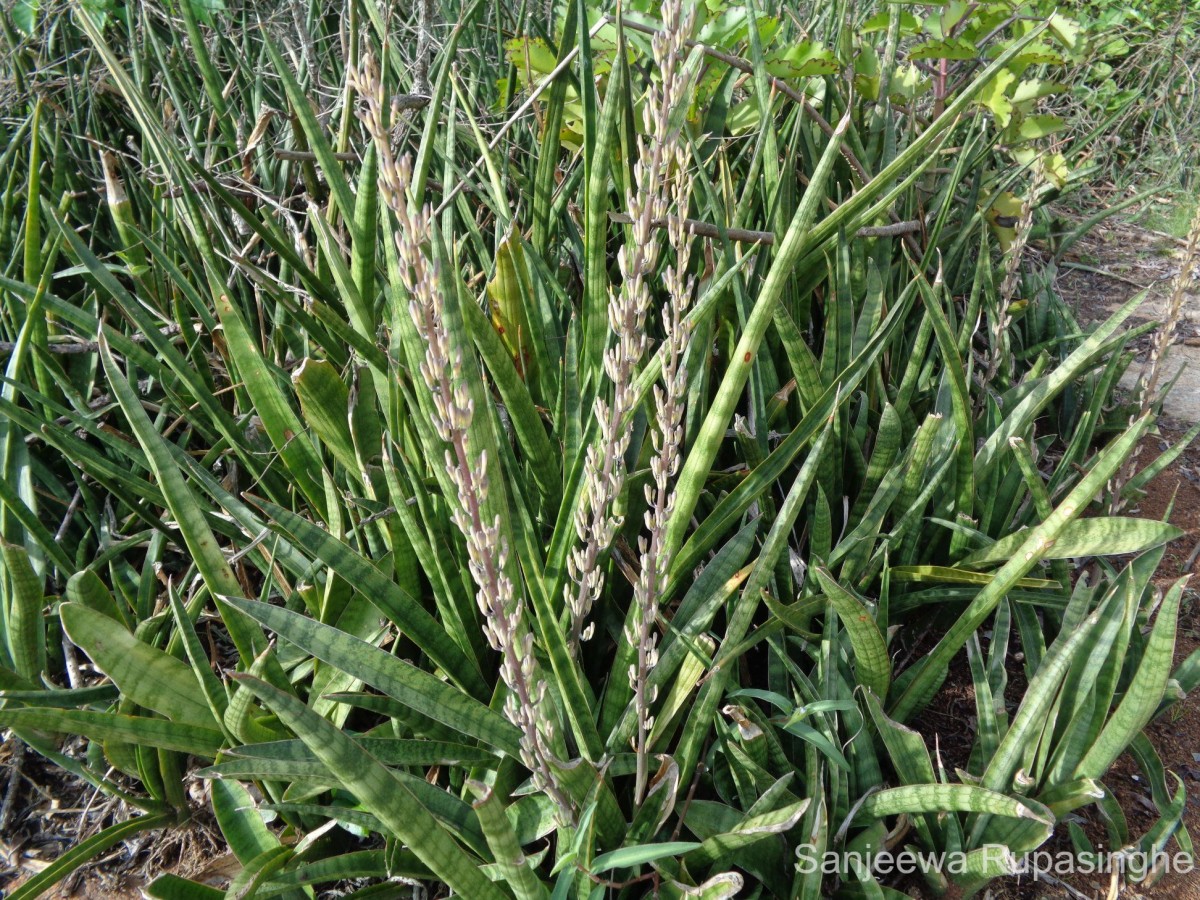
[0,0,1196,897]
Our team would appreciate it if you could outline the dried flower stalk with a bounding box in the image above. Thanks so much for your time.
[1110,198,1200,512]
[350,56,573,822]
[1136,200,1200,410]
[984,169,1042,394]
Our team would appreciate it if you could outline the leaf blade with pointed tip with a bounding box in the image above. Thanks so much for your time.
[60,602,217,731]
[225,597,520,757]
[0,708,224,756]
[813,567,891,699]
[961,518,1184,568]
[248,499,486,698]
[235,676,507,900]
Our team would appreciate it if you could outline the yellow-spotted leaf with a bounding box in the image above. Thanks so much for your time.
[983,191,1023,253]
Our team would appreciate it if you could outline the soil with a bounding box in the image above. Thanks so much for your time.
[1054,212,1200,424]
[0,740,225,898]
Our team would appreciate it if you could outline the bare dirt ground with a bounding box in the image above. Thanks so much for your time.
[0,745,226,899]
[1055,215,1200,423]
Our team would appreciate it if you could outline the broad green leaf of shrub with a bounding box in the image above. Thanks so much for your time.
[764,43,839,79]
[853,42,880,100]
[978,69,1017,127]
[909,38,978,61]
[1003,43,1066,70]
[1006,113,1067,144]
[861,10,921,35]
[889,64,931,102]
[1012,79,1068,106]
[1039,152,1070,190]
[696,8,780,48]
[12,0,38,34]
[1046,13,1086,58]
[506,36,559,77]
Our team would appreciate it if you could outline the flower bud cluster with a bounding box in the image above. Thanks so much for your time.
[352,55,572,821]
[627,0,697,804]
[566,0,696,667]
